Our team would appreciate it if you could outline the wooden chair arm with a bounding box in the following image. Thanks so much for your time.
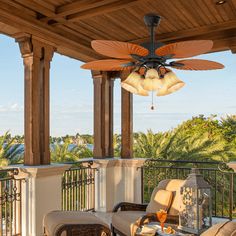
[112,202,148,212]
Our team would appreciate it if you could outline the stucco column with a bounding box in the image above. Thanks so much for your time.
[93,158,146,212]
[15,164,70,236]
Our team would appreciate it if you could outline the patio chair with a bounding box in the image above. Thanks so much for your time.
[44,211,111,236]
[200,220,236,236]
[111,179,185,236]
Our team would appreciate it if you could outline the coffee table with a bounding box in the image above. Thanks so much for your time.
[135,222,194,236]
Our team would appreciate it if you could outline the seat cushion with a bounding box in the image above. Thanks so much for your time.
[201,221,236,236]
[146,189,173,213]
[112,211,145,236]
[44,211,109,236]
[156,179,185,215]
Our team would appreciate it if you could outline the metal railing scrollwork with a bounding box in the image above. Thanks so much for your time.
[62,160,97,211]
[0,168,23,236]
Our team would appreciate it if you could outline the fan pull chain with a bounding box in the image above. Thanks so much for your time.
[151,91,154,110]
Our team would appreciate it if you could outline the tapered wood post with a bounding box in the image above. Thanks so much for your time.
[120,71,133,158]
[92,71,114,158]
[16,34,54,165]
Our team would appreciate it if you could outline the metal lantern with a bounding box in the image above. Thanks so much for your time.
[179,168,212,235]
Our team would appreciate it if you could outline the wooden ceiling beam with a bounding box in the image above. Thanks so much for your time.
[66,0,143,21]
[0,22,20,36]
[211,36,236,53]
[39,0,138,24]
[56,0,117,17]
[0,2,100,61]
[230,46,236,53]
[13,0,56,18]
[130,20,236,44]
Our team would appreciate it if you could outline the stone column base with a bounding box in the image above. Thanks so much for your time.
[16,164,71,236]
[93,158,146,212]
[228,162,236,172]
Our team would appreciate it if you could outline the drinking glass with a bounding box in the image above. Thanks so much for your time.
[156,210,167,232]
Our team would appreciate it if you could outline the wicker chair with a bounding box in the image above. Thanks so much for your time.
[44,211,111,236]
[111,179,185,236]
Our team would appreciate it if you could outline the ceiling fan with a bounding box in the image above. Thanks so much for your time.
[81,13,224,109]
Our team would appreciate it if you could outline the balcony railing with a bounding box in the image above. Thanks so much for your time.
[141,159,236,220]
[0,168,23,236]
[62,161,96,211]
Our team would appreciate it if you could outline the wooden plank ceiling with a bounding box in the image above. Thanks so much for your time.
[0,0,236,61]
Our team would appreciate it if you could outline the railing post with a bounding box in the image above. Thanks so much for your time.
[141,167,144,204]
[229,173,234,220]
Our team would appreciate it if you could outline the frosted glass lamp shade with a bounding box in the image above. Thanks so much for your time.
[169,81,185,92]
[145,68,159,79]
[121,71,149,96]
[121,82,138,94]
[123,72,142,87]
[137,85,149,96]
[156,86,173,96]
[162,71,185,92]
[142,78,163,91]
[142,68,164,91]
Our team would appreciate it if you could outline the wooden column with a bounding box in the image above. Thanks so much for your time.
[16,35,54,165]
[92,71,114,158]
[120,71,133,158]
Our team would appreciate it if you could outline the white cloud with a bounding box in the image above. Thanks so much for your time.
[0,103,23,112]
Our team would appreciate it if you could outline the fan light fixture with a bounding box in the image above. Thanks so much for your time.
[81,13,225,110]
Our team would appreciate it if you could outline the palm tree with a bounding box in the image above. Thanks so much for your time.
[0,131,24,167]
[156,130,233,162]
[134,130,165,158]
[113,134,121,157]
[50,138,92,163]
[133,115,236,163]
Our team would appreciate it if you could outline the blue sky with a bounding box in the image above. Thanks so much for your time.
[0,34,236,136]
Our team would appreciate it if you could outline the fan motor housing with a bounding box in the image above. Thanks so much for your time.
[144,14,161,27]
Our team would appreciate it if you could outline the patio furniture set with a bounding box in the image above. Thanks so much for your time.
[44,178,236,236]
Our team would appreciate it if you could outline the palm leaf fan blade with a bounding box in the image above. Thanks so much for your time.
[171,59,224,70]
[155,40,213,59]
[80,59,134,71]
[91,40,149,59]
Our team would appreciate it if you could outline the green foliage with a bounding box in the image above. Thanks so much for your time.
[133,115,236,162]
[50,138,92,163]
[113,134,121,157]
[0,131,24,167]
[133,130,164,158]
[80,134,94,145]
[1,115,236,165]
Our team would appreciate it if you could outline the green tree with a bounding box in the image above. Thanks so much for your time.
[0,131,24,167]
[113,134,121,157]
[134,130,165,158]
[133,115,236,162]
[50,138,92,163]
[81,134,94,144]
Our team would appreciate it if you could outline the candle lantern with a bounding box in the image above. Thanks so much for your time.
[179,168,212,235]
